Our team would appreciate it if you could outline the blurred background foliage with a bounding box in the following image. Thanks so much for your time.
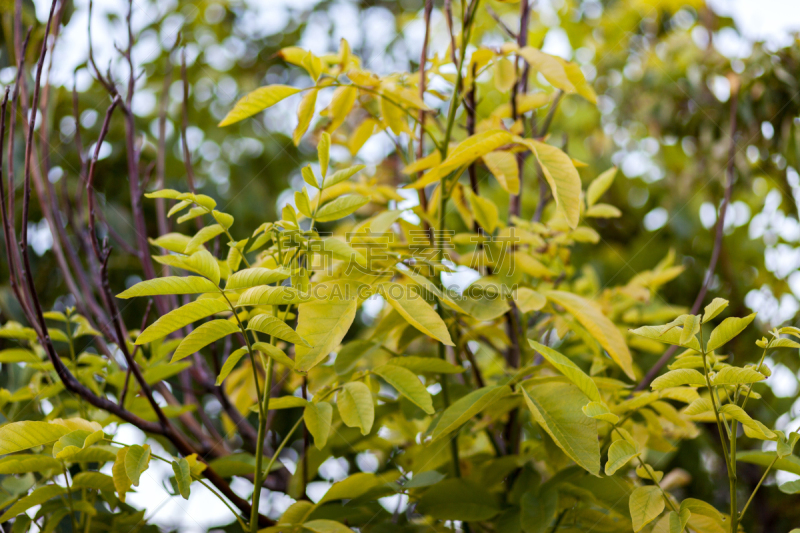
[2,0,800,530]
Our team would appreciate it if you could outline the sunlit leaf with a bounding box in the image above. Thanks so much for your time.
[171,320,239,363]
[219,85,302,126]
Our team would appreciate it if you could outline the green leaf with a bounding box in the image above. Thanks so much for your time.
[386,355,464,374]
[522,381,600,476]
[718,404,776,440]
[71,472,116,493]
[186,225,226,254]
[315,195,369,222]
[372,364,434,414]
[0,349,40,363]
[711,366,765,386]
[247,314,309,346]
[520,488,557,533]
[416,479,501,521]
[212,210,234,229]
[172,457,192,499]
[171,319,239,363]
[605,439,639,475]
[529,340,601,402]
[582,401,619,424]
[225,267,292,290]
[236,285,307,306]
[515,138,581,228]
[304,520,353,533]
[465,187,500,233]
[0,455,62,474]
[779,479,800,494]
[651,369,707,390]
[629,324,702,352]
[737,450,800,476]
[629,485,664,532]
[136,299,229,344]
[295,284,358,371]
[515,287,546,313]
[680,315,700,345]
[337,381,374,435]
[684,398,713,416]
[705,314,756,352]
[304,401,333,449]
[117,276,218,299]
[325,165,366,188]
[0,485,66,522]
[545,291,634,379]
[52,429,104,459]
[0,421,79,455]
[380,282,454,346]
[431,385,512,441]
[702,298,729,323]
[315,237,367,268]
[439,129,514,174]
[252,342,296,370]
[586,167,616,207]
[125,444,151,487]
[216,348,248,386]
[219,85,302,126]
[112,446,131,502]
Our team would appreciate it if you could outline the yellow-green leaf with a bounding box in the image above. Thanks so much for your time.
[651,369,707,390]
[248,314,309,346]
[219,85,302,126]
[315,195,369,222]
[386,356,464,374]
[294,88,318,145]
[719,404,776,440]
[172,457,192,499]
[0,420,93,455]
[338,381,374,435]
[252,342,296,370]
[440,130,514,174]
[136,299,229,345]
[171,320,239,363]
[0,455,61,474]
[327,85,358,133]
[629,324,702,352]
[515,287,546,313]
[546,290,634,379]
[236,285,307,306]
[112,446,131,503]
[372,364,434,414]
[52,429,104,460]
[303,519,354,533]
[186,224,226,254]
[517,139,581,228]
[304,401,333,449]
[380,282,454,346]
[325,165,366,189]
[319,132,331,178]
[117,276,218,299]
[702,298,729,323]
[482,151,520,194]
[71,472,116,493]
[0,485,66,522]
[226,267,292,291]
[216,348,248,386]
[586,167,616,207]
[629,485,665,532]
[606,439,639,475]
[711,366,766,386]
[432,385,512,441]
[522,381,601,476]
[465,187,500,233]
[529,340,601,402]
[582,401,619,424]
[295,285,358,371]
[706,314,756,352]
[125,444,151,487]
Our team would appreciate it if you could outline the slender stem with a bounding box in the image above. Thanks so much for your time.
[62,464,78,532]
[250,356,275,532]
[262,416,303,478]
[739,455,777,520]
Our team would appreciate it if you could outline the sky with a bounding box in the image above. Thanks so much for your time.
[21,0,800,530]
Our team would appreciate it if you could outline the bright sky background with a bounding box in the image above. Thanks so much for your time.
[24,0,800,531]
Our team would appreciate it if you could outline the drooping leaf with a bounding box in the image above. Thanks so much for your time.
[304,401,333,449]
[465,187,500,233]
[651,369,707,390]
[247,314,309,346]
[318,132,331,178]
[705,314,756,352]
[337,381,374,435]
[522,381,601,476]
[52,429,104,459]
[125,444,151,487]
[605,439,640,475]
[136,299,229,345]
[483,150,520,195]
[216,348,248,385]
[680,315,700,346]
[737,451,800,476]
[718,404,776,440]
[372,364,434,414]
[112,446,131,503]
[529,340,601,402]
[294,88,318,145]
[327,85,358,133]
[172,457,192,499]
[117,276,218,299]
[629,485,665,532]
[431,385,512,441]
[219,85,302,126]
[171,320,239,363]
[515,139,581,228]
[546,291,634,379]
[380,282,453,346]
